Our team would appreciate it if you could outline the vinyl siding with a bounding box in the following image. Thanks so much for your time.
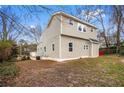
[61,16,97,40]
[37,15,61,58]
[37,13,99,61]
[92,43,99,57]
[61,35,91,59]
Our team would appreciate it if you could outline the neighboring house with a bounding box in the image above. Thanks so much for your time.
[37,12,99,61]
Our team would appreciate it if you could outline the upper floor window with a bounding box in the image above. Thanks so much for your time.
[83,28,86,32]
[78,24,86,32]
[69,42,73,52]
[52,44,55,51]
[91,29,94,32]
[44,46,46,52]
[78,26,82,31]
[69,19,74,25]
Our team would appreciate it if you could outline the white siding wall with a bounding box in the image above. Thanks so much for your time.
[37,13,99,61]
[92,43,99,57]
[61,35,91,59]
[37,15,61,58]
[62,16,97,40]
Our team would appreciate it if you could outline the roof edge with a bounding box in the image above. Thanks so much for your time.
[52,11,97,29]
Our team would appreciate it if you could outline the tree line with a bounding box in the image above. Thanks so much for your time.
[0,5,124,62]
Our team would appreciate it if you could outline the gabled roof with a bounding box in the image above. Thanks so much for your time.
[47,11,97,29]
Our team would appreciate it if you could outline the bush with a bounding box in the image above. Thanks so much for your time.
[0,41,18,62]
[120,46,124,56]
[0,41,13,62]
[120,51,124,55]
[0,62,20,76]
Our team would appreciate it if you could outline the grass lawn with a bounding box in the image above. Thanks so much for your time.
[1,55,124,87]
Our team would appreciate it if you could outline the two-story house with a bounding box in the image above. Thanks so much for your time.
[37,12,99,61]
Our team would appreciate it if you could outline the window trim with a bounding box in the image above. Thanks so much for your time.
[44,46,46,52]
[69,19,74,25]
[78,23,87,32]
[86,45,88,49]
[84,45,85,50]
[69,42,73,52]
[91,29,94,32]
[78,25,82,31]
[52,44,55,51]
[83,27,86,32]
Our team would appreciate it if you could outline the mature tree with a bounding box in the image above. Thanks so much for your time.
[111,5,124,54]
[28,24,43,44]
[0,6,52,43]
[74,6,110,48]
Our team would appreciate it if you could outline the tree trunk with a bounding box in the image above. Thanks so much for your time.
[99,12,109,48]
[1,14,7,41]
[116,21,121,54]
[113,6,122,55]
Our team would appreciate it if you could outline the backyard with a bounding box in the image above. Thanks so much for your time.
[0,55,124,87]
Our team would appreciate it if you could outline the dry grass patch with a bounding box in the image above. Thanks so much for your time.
[6,55,124,87]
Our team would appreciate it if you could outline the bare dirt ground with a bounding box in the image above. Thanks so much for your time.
[14,56,124,87]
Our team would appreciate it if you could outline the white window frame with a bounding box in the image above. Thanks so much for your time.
[44,46,46,52]
[83,27,86,32]
[77,23,86,32]
[69,42,73,52]
[52,44,55,51]
[84,45,85,50]
[78,25,82,31]
[86,45,88,49]
[69,19,74,25]
[91,28,94,32]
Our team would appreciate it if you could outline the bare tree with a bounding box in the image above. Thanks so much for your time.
[28,24,43,44]
[0,6,52,43]
[111,6,124,54]
[75,6,110,48]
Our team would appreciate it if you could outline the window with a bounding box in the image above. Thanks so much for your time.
[86,45,88,49]
[69,19,73,25]
[52,44,54,51]
[84,45,85,50]
[83,28,86,32]
[44,46,46,52]
[69,42,73,52]
[78,26,82,31]
[91,29,93,32]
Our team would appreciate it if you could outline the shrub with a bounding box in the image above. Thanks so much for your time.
[0,62,20,76]
[0,41,16,62]
[0,41,13,62]
[120,51,124,56]
[120,46,124,56]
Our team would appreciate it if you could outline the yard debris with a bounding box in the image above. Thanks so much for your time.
[2,55,124,87]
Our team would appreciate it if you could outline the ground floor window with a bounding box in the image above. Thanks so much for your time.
[44,46,46,52]
[52,44,54,51]
[86,45,88,49]
[84,45,86,50]
[84,45,88,50]
[69,42,73,52]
